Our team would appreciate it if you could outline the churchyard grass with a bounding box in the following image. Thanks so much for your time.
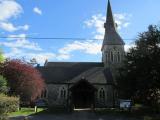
[8,107,45,117]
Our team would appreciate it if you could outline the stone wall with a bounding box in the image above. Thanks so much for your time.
[46,83,115,109]
[94,84,114,108]
[102,44,125,83]
[47,84,68,108]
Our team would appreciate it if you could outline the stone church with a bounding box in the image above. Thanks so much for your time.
[38,0,125,109]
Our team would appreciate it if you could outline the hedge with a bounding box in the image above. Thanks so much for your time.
[0,94,19,120]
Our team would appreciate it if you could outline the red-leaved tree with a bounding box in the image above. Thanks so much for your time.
[0,59,45,102]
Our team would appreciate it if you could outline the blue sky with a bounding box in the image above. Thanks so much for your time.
[0,0,160,64]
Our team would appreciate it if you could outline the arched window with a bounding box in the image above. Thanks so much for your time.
[117,52,120,62]
[110,51,113,62]
[99,88,105,100]
[105,52,108,62]
[60,87,66,99]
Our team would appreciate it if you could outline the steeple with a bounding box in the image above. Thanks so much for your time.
[102,0,125,50]
[105,0,116,30]
[101,0,125,69]
[101,0,125,87]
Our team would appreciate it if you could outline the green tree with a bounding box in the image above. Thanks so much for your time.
[0,75,8,94]
[0,59,45,102]
[0,49,7,94]
[0,49,4,62]
[117,25,160,110]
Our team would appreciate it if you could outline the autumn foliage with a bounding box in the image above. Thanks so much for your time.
[0,59,45,102]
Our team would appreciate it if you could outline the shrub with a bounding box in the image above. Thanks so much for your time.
[0,94,19,115]
[0,115,8,120]
[0,76,8,94]
[0,59,45,102]
[0,49,4,63]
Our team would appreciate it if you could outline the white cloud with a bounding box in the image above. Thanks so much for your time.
[123,22,130,28]
[0,22,16,32]
[5,47,22,57]
[0,0,29,32]
[0,34,42,51]
[84,13,131,39]
[56,54,70,61]
[84,14,105,39]
[57,40,101,60]
[0,0,22,21]
[124,43,135,52]
[0,22,29,32]
[59,40,101,55]
[57,13,132,60]
[1,33,55,64]
[114,13,132,30]
[5,48,55,64]
[18,24,29,31]
[33,7,42,15]
[3,37,134,63]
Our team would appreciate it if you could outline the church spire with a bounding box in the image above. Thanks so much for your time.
[102,0,125,49]
[102,0,125,82]
[105,0,116,30]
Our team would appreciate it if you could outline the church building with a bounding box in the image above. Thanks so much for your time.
[38,0,125,109]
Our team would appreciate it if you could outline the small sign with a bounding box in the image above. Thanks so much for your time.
[35,99,47,107]
[119,99,132,110]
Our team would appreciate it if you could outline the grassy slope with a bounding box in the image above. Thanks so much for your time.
[8,108,44,117]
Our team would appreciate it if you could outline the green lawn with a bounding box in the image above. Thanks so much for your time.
[8,107,45,117]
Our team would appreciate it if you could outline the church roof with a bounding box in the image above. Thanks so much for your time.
[68,67,113,84]
[44,62,101,67]
[38,62,102,83]
[37,62,113,84]
[102,0,125,48]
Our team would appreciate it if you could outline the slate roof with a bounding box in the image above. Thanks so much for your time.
[37,62,114,84]
[70,79,98,92]
[38,62,102,83]
[103,29,125,46]
[69,67,113,84]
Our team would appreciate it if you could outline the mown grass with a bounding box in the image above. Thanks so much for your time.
[8,107,45,117]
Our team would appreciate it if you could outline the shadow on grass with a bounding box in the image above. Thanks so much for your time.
[94,108,160,120]
[30,108,71,116]
[31,108,135,116]
[28,107,160,120]
[94,108,136,118]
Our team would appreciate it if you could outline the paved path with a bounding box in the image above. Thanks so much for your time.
[10,111,142,120]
